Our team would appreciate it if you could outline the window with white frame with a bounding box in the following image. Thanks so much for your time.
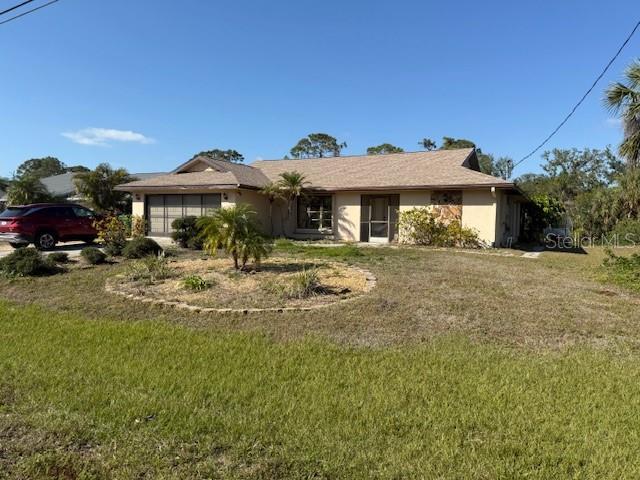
[297,195,332,230]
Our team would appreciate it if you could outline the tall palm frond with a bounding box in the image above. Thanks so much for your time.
[605,60,640,167]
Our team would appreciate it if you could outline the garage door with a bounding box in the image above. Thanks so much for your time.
[146,194,221,235]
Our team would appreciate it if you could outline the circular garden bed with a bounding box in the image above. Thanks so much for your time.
[106,256,376,313]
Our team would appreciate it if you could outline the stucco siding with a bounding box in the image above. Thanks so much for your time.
[235,189,270,234]
[462,189,497,245]
[334,192,361,241]
[399,190,431,212]
[132,195,145,218]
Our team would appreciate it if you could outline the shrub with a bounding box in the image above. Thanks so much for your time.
[612,219,640,246]
[81,247,107,265]
[131,215,147,238]
[118,214,132,237]
[0,248,59,276]
[48,251,70,264]
[398,208,481,247]
[93,214,128,256]
[182,274,212,291]
[122,237,163,259]
[602,249,640,291]
[126,254,172,284]
[171,216,203,249]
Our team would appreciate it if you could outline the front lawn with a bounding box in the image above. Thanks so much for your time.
[2,245,640,478]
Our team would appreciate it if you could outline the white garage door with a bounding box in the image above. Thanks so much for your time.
[146,194,221,235]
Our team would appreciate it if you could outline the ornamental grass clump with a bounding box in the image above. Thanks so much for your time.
[126,254,172,284]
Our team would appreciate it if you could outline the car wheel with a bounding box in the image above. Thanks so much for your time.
[35,232,57,251]
[9,242,28,249]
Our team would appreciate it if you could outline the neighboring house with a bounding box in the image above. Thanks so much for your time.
[0,188,6,211]
[40,171,166,204]
[116,148,526,247]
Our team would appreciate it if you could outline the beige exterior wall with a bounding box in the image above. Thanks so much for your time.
[234,189,270,234]
[461,189,498,246]
[132,193,145,218]
[333,192,361,241]
[399,190,431,212]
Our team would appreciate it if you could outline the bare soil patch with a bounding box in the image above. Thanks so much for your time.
[112,257,371,310]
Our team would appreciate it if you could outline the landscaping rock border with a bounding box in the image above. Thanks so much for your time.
[105,265,377,314]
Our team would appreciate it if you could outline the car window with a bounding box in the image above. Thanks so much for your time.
[72,206,95,218]
[0,207,29,218]
[45,207,75,218]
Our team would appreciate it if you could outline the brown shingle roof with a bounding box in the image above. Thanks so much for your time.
[252,148,514,191]
[115,156,270,191]
[116,149,515,192]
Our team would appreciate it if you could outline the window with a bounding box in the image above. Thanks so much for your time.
[297,195,332,230]
[72,206,95,218]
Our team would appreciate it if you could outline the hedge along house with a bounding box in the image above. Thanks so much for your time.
[116,148,526,247]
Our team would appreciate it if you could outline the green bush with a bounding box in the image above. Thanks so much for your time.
[48,251,70,264]
[118,214,132,237]
[602,248,640,291]
[0,248,59,276]
[122,237,163,259]
[171,216,203,249]
[94,214,128,256]
[398,208,481,247]
[81,247,107,265]
[126,254,172,284]
[182,275,212,291]
[612,219,640,246]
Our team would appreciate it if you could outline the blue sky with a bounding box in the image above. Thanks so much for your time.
[0,0,636,178]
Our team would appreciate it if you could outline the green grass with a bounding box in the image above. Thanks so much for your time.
[3,245,640,477]
[3,300,640,478]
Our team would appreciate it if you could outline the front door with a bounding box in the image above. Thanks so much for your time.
[369,196,389,243]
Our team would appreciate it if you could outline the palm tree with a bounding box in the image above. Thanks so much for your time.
[238,228,272,268]
[277,171,309,236]
[605,60,640,167]
[259,182,284,236]
[196,204,269,270]
[6,176,51,205]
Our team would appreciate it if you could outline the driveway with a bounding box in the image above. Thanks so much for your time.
[0,241,101,259]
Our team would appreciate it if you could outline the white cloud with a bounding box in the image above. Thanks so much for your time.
[606,117,623,127]
[62,127,155,146]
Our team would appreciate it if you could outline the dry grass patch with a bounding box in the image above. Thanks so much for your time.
[115,256,369,310]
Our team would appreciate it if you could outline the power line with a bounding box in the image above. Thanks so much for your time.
[514,18,640,170]
[0,0,59,26]
[0,0,36,17]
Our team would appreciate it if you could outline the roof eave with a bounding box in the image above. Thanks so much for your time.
[302,183,516,192]
[115,183,261,192]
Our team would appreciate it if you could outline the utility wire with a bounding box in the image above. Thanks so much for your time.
[0,0,36,16]
[0,0,58,26]
[514,18,640,170]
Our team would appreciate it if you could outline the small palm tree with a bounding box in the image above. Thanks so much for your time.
[277,171,309,236]
[197,204,270,270]
[6,176,51,205]
[605,60,640,167]
[238,228,272,268]
[259,181,284,236]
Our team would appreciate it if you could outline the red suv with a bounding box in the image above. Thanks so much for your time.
[0,203,99,250]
